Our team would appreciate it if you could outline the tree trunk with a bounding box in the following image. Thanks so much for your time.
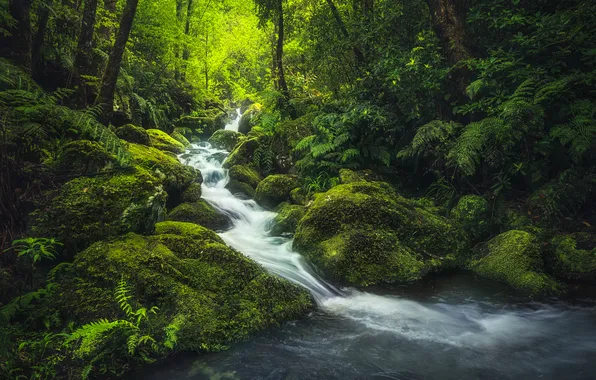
[97,0,139,124]
[31,0,53,80]
[99,0,118,40]
[181,0,194,81]
[174,0,184,80]
[326,0,365,66]
[275,0,289,100]
[73,0,99,105]
[3,0,33,72]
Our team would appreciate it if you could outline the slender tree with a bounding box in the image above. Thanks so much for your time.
[2,0,34,72]
[97,0,139,123]
[326,0,365,67]
[99,0,118,40]
[274,0,290,100]
[31,0,53,80]
[73,0,99,105]
[181,0,195,80]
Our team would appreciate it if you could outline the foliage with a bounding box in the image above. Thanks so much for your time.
[7,238,62,267]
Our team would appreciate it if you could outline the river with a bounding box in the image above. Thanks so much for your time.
[145,114,596,380]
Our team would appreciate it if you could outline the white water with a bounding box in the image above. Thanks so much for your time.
[172,113,596,379]
[224,108,242,131]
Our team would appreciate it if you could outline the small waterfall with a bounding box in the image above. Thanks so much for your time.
[224,108,242,132]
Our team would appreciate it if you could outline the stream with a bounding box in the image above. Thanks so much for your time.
[147,113,596,380]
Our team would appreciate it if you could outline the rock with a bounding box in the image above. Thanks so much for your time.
[451,195,491,241]
[115,124,150,145]
[171,131,191,147]
[222,138,259,169]
[339,168,384,184]
[126,142,198,199]
[290,187,309,205]
[167,201,231,231]
[254,174,301,209]
[293,181,468,286]
[471,230,562,296]
[29,167,167,253]
[545,234,596,281]
[226,180,256,198]
[176,110,227,138]
[271,113,317,169]
[270,203,307,236]
[502,208,544,236]
[53,225,312,353]
[208,130,245,151]
[147,129,186,154]
[238,103,262,134]
[52,140,117,176]
[180,182,202,203]
[228,165,262,188]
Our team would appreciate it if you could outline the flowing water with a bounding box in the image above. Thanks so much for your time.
[148,115,596,379]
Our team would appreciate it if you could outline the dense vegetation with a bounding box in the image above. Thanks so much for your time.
[0,0,594,378]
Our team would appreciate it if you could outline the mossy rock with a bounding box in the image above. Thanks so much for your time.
[167,201,231,231]
[29,168,167,253]
[180,182,202,203]
[451,195,491,241]
[115,124,150,145]
[471,230,563,296]
[293,181,468,286]
[52,140,117,176]
[208,130,245,151]
[254,175,301,209]
[176,110,227,138]
[52,226,312,353]
[126,142,198,197]
[270,113,318,167]
[545,234,596,281]
[172,131,191,147]
[339,169,384,184]
[222,138,259,169]
[147,129,186,154]
[229,165,262,188]
[290,187,309,205]
[226,180,255,198]
[503,208,544,236]
[270,203,306,236]
[238,103,262,134]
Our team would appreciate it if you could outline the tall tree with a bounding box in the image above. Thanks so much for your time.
[31,0,54,80]
[97,0,139,123]
[3,0,34,71]
[274,0,290,100]
[181,0,195,80]
[326,0,365,66]
[99,0,118,40]
[73,0,99,105]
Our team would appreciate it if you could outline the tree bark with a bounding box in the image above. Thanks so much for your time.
[3,0,33,72]
[174,0,184,80]
[73,0,99,105]
[275,0,289,100]
[326,0,365,66]
[99,0,118,40]
[31,0,54,80]
[97,0,139,124]
[181,0,194,81]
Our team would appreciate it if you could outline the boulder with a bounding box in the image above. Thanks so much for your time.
[167,201,231,231]
[52,140,117,176]
[228,165,262,188]
[339,168,384,184]
[29,167,167,253]
[238,103,262,134]
[254,174,301,209]
[147,129,186,154]
[471,230,562,296]
[226,180,256,198]
[180,182,202,203]
[545,234,596,281]
[171,131,191,147]
[270,203,307,236]
[208,130,245,151]
[293,181,468,286]
[115,124,150,145]
[222,138,259,169]
[451,195,491,241]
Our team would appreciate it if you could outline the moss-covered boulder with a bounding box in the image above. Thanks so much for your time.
[29,168,166,253]
[147,129,186,154]
[115,124,150,145]
[52,140,117,176]
[172,131,191,147]
[238,103,262,134]
[226,180,256,198]
[270,203,306,236]
[451,195,491,241]
[53,224,312,353]
[222,137,259,168]
[167,201,231,231]
[545,234,596,281]
[254,174,301,209]
[293,181,468,286]
[229,165,262,188]
[126,142,198,197]
[502,208,544,236]
[339,169,384,184]
[290,187,309,205]
[176,109,228,139]
[180,182,202,203]
[471,230,562,296]
[208,130,245,151]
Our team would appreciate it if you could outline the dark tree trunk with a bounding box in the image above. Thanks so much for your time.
[31,0,53,81]
[73,0,99,105]
[98,0,118,40]
[275,0,289,100]
[97,0,139,124]
[174,0,184,80]
[326,0,365,66]
[181,0,194,81]
[3,0,33,72]
[427,0,472,96]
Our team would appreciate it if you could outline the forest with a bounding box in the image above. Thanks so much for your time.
[0,0,595,378]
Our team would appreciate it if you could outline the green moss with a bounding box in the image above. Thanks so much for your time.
[51,140,117,176]
[471,230,563,296]
[29,168,167,253]
[167,201,230,231]
[226,180,255,198]
[176,110,227,138]
[290,187,309,205]
[339,169,384,184]
[271,113,318,163]
[451,195,491,241]
[270,203,306,236]
[172,131,191,147]
[293,181,467,286]
[53,231,312,353]
[503,208,544,236]
[238,103,262,134]
[115,124,150,145]
[126,142,198,196]
[208,130,245,151]
[222,138,259,168]
[147,129,186,154]
[546,234,596,281]
[180,182,202,203]
[229,165,262,188]
[254,174,301,209]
